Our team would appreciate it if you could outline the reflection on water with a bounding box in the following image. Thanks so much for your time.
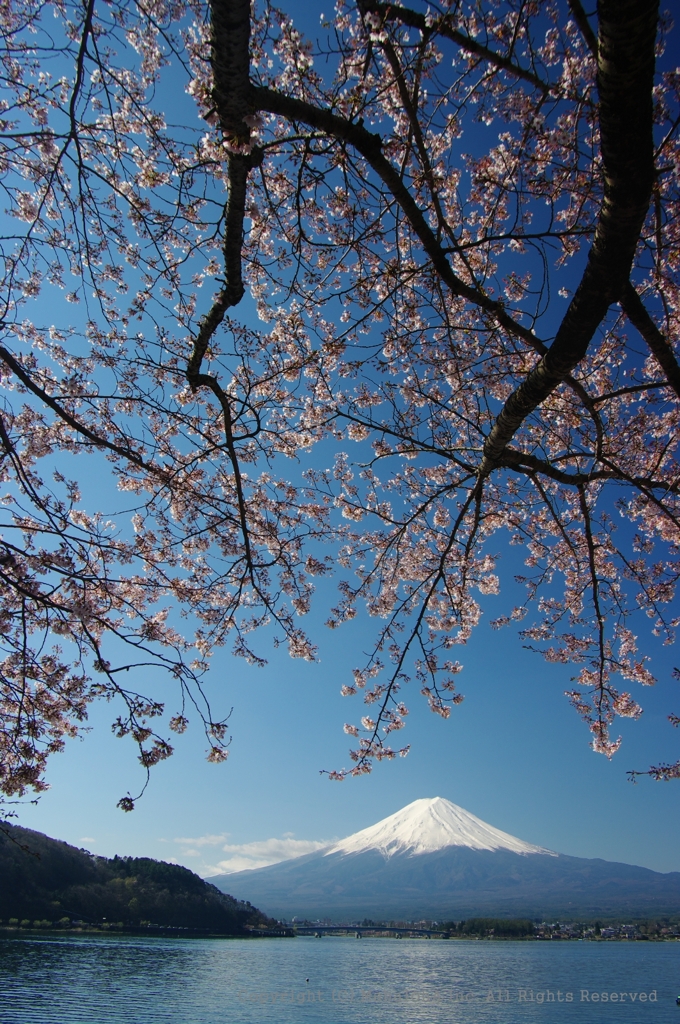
[0,933,677,1023]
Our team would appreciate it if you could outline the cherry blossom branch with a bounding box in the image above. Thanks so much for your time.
[591,381,670,404]
[188,0,264,576]
[620,282,680,400]
[188,0,260,381]
[377,35,453,247]
[629,761,680,782]
[567,0,599,60]
[479,0,658,474]
[324,488,477,778]
[67,0,96,142]
[189,371,255,576]
[500,447,679,493]
[0,345,149,470]
[359,0,551,93]
[577,483,611,752]
[252,86,545,354]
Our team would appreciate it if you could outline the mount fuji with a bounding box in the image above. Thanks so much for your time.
[321,797,553,859]
[211,798,680,920]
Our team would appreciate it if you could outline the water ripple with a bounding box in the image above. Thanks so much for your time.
[0,933,676,1023]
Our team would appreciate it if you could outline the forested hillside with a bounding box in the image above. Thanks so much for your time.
[0,823,276,934]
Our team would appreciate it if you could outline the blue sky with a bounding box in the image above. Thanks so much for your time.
[9,0,680,885]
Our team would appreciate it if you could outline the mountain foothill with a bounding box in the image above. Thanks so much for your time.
[0,822,276,935]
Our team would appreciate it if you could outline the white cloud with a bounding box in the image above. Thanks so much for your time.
[172,833,229,848]
[167,833,330,876]
[208,837,330,874]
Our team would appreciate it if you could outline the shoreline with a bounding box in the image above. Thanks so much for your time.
[1,925,677,942]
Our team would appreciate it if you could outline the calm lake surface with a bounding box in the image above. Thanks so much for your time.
[1,933,679,1023]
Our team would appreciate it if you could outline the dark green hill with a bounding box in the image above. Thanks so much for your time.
[0,822,277,934]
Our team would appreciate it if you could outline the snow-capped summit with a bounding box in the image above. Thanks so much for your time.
[324,797,553,859]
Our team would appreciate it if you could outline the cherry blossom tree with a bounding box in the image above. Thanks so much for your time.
[0,0,678,808]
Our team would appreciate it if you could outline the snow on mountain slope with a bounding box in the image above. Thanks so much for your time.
[324,797,555,859]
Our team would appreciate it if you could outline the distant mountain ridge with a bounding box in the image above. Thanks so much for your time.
[211,798,680,920]
[0,822,274,933]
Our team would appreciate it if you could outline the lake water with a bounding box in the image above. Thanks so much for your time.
[0,933,679,1023]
